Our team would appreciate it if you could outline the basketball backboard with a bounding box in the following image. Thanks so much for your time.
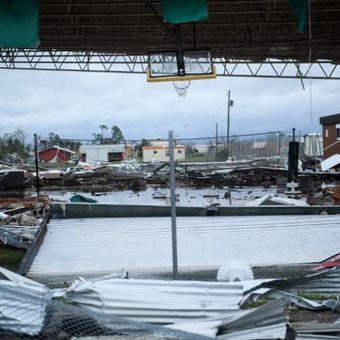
[147,49,216,82]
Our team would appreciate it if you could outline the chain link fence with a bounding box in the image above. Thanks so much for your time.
[127,131,298,163]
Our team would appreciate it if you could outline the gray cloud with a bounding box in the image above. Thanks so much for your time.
[0,69,339,142]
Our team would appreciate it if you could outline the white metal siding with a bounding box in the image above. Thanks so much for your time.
[29,215,340,278]
[143,148,167,162]
[143,147,185,162]
[80,144,125,162]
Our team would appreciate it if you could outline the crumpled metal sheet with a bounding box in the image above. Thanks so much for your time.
[242,289,340,312]
[0,266,49,296]
[0,286,49,336]
[0,267,52,336]
[292,321,340,334]
[0,286,211,339]
[295,334,340,340]
[216,299,288,339]
[167,298,288,339]
[241,267,340,312]
[57,275,243,324]
[245,267,340,296]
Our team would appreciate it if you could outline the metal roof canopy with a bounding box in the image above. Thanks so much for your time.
[1,0,340,79]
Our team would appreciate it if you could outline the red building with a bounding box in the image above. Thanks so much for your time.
[320,113,340,160]
[38,146,75,162]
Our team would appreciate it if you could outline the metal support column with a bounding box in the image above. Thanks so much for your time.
[34,133,40,197]
[168,130,178,278]
[226,90,231,160]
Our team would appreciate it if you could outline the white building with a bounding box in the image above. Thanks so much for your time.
[303,133,323,157]
[143,141,185,162]
[80,144,125,162]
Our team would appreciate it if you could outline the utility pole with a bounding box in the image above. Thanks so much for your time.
[226,90,233,160]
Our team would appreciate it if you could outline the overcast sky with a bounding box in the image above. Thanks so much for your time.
[0,68,339,143]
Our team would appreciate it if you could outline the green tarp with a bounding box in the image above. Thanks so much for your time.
[288,0,308,33]
[69,195,98,203]
[162,0,208,24]
[0,0,39,48]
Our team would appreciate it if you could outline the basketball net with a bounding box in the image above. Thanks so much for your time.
[172,80,191,97]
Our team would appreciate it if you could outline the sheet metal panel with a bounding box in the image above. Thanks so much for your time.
[29,215,340,278]
[61,277,242,324]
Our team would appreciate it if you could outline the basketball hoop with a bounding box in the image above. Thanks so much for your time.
[173,79,191,97]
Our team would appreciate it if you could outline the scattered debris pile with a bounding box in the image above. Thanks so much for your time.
[0,197,48,251]
[0,256,340,339]
[0,195,49,210]
[307,187,340,206]
[0,209,42,250]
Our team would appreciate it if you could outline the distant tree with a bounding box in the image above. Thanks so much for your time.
[111,125,124,144]
[137,138,150,158]
[92,125,125,145]
[92,132,102,145]
[0,128,28,161]
[99,125,108,141]
[48,132,61,146]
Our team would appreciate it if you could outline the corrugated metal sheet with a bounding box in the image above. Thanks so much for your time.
[0,283,211,339]
[218,323,288,340]
[167,299,288,338]
[244,267,340,297]
[29,215,340,278]
[293,322,340,334]
[0,268,50,336]
[289,267,340,294]
[60,276,243,324]
[215,299,287,339]
[0,286,49,336]
[295,334,340,340]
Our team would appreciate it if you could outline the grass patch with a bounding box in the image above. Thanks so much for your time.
[241,298,271,309]
[297,291,339,301]
[0,247,25,271]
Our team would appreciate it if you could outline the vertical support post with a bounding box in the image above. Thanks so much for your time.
[34,133,40,197]
[278,131,282,160]
[226,90,231,160]
[215,123,218,161]
[175,25,185,76]
[168,130,178,279]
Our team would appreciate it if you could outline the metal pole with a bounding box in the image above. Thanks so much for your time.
[278,132,281,160]
[175,25,185,76]
[34,134,40,197]
[215,123,218,161]
[226,90,231,160]
[168,130,178,278]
